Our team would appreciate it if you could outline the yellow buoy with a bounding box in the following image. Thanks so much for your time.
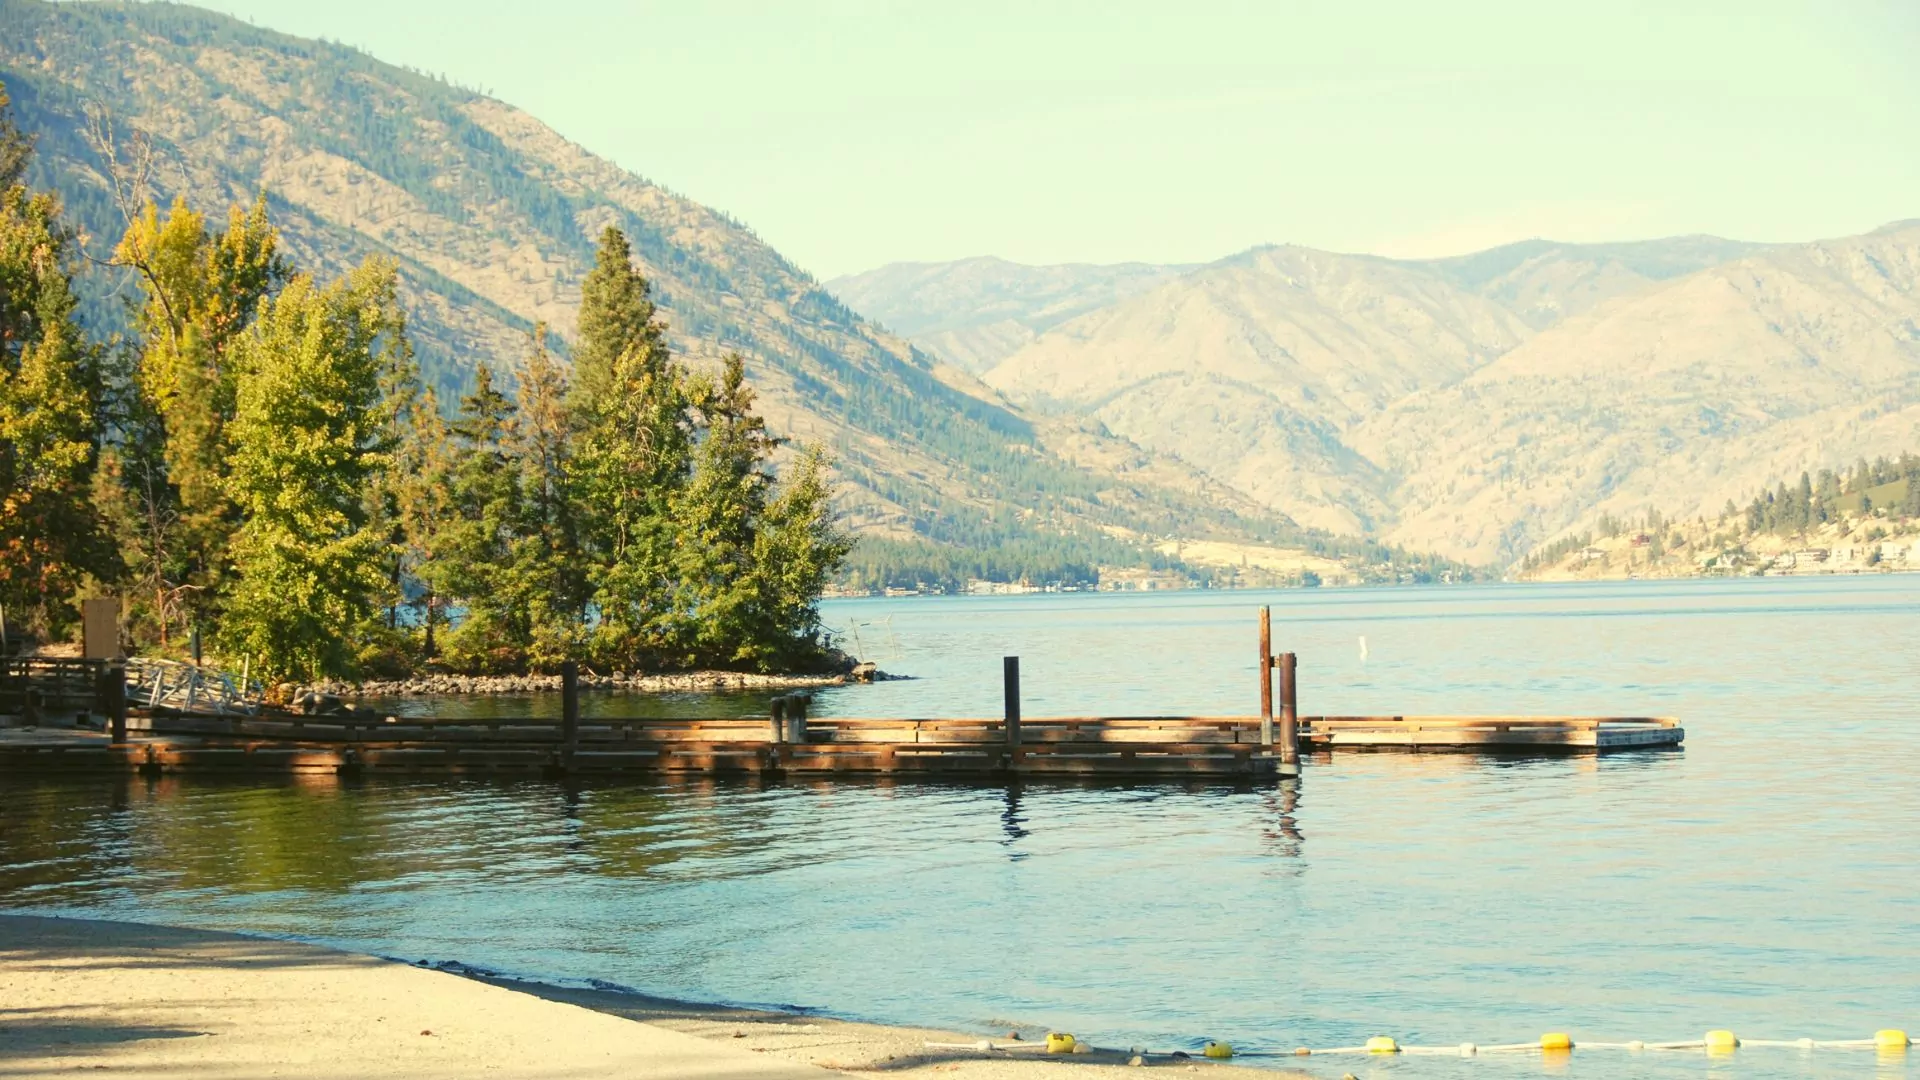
[1539,1032,1573,1051]
[1045,1033,1076,1054]
[1704,1030,1739,1052]
[1203,1041,1233,1059]
[1366,1036,1400,1054]
[1877,1030,1910,1051]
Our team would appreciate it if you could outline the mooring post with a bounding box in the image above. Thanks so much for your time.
[107,661,127,746]
[561,661,580,756]
[1278,651,1299,765]
[784,693,809,743]
[1259,607,1274,747]
[770,695,789,743]
[1003,656,1021,748]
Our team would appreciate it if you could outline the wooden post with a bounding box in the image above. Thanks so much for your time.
[1003,656,1021,747]
[1258,607,1274,747]
[787,694,808,743]
[1278,651,1299,765]
[560,661,579,754]
[107,662,127,745]
[770,695,789,743]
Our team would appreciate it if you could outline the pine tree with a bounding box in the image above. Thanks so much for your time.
[384,381,452,652]
[219,259,411,683]
[568,225,664,412]
[750,445,851,669]
[0,84,110,637]
[431,364,526,672]
[508,325,586,669]
[569,228,691,668]
[670,353,781,665]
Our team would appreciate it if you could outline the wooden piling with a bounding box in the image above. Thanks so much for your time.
[1258,607,1274,747]
[107,662,127,745]
[560,661,580,754]
[1003,656,1021,747]
[786,693,809,743]
[1278,651,1299,765]
[770,695,789,743]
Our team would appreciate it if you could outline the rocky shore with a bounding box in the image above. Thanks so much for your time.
[299,664,899,700]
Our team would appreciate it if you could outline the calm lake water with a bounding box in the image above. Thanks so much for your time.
[4,577,1918,1080]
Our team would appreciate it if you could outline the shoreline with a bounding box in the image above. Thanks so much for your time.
[311,669,874,698]
[0,913,1302,1078]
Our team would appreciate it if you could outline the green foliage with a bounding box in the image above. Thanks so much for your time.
[669,359,851,669]
[218,259,409,683]
[0,80,109,637]
[112,192,288,643]
[1739,455,1920,536]
[1527,452,1920,572]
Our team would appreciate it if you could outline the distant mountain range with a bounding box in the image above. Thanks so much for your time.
[2,0,1393,585]
[834,226,1920,563]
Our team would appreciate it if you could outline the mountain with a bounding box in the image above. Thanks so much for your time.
[1359,221,1920,561]
[844,227,1919,564]
[825,257,1192,374]
[1415,235,1767,328]
[0,0,1369,584]
[983,244,1532,534]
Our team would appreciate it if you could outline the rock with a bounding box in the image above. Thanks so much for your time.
[850,661,879,683]
[1129,1055,1146,1067]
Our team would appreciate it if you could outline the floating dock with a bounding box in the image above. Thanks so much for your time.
[1302,715,1683,751]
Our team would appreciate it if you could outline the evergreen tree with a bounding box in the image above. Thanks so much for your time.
[431,364,526,672]
[568,225,664,412]
[219,259,411,683]
[569,228,691,667]
[670,353,782,665]
[0,80,31,190]
[384,381,452,650]
[507,325,587,669]
[750,445,851,668]
[0,129,111,636]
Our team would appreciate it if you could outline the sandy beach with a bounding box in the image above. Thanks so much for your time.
[0,915,1304,1079]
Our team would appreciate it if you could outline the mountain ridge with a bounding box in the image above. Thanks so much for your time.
[839,223,1920,563]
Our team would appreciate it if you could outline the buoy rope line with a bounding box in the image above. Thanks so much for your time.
[1273,1028,1911,1058]
[926,1029,1912,1062]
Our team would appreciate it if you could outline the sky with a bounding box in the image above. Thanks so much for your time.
[191,0,1920,279]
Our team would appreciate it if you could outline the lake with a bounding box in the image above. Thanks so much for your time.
[4,577,1918,1079]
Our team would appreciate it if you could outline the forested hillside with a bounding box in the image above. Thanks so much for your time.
[1517,453,1920,581]
[1,0,1415,590]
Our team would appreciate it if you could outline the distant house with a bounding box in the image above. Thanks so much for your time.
[1629,533,1652,548]
[1794,548,1829,563]
[1581,546,1606,563]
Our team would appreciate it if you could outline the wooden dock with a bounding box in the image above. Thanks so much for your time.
[0,715,1296,779]
[1301,715,1683,751]
[0,610,1683,780]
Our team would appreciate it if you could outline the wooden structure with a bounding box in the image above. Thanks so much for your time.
[0,609,1681,779]
[0,715,1293,779]
[0,657,122,730]
[1301,715,1682,750]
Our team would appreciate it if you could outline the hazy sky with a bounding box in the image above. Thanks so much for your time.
[193,1,1920,279]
